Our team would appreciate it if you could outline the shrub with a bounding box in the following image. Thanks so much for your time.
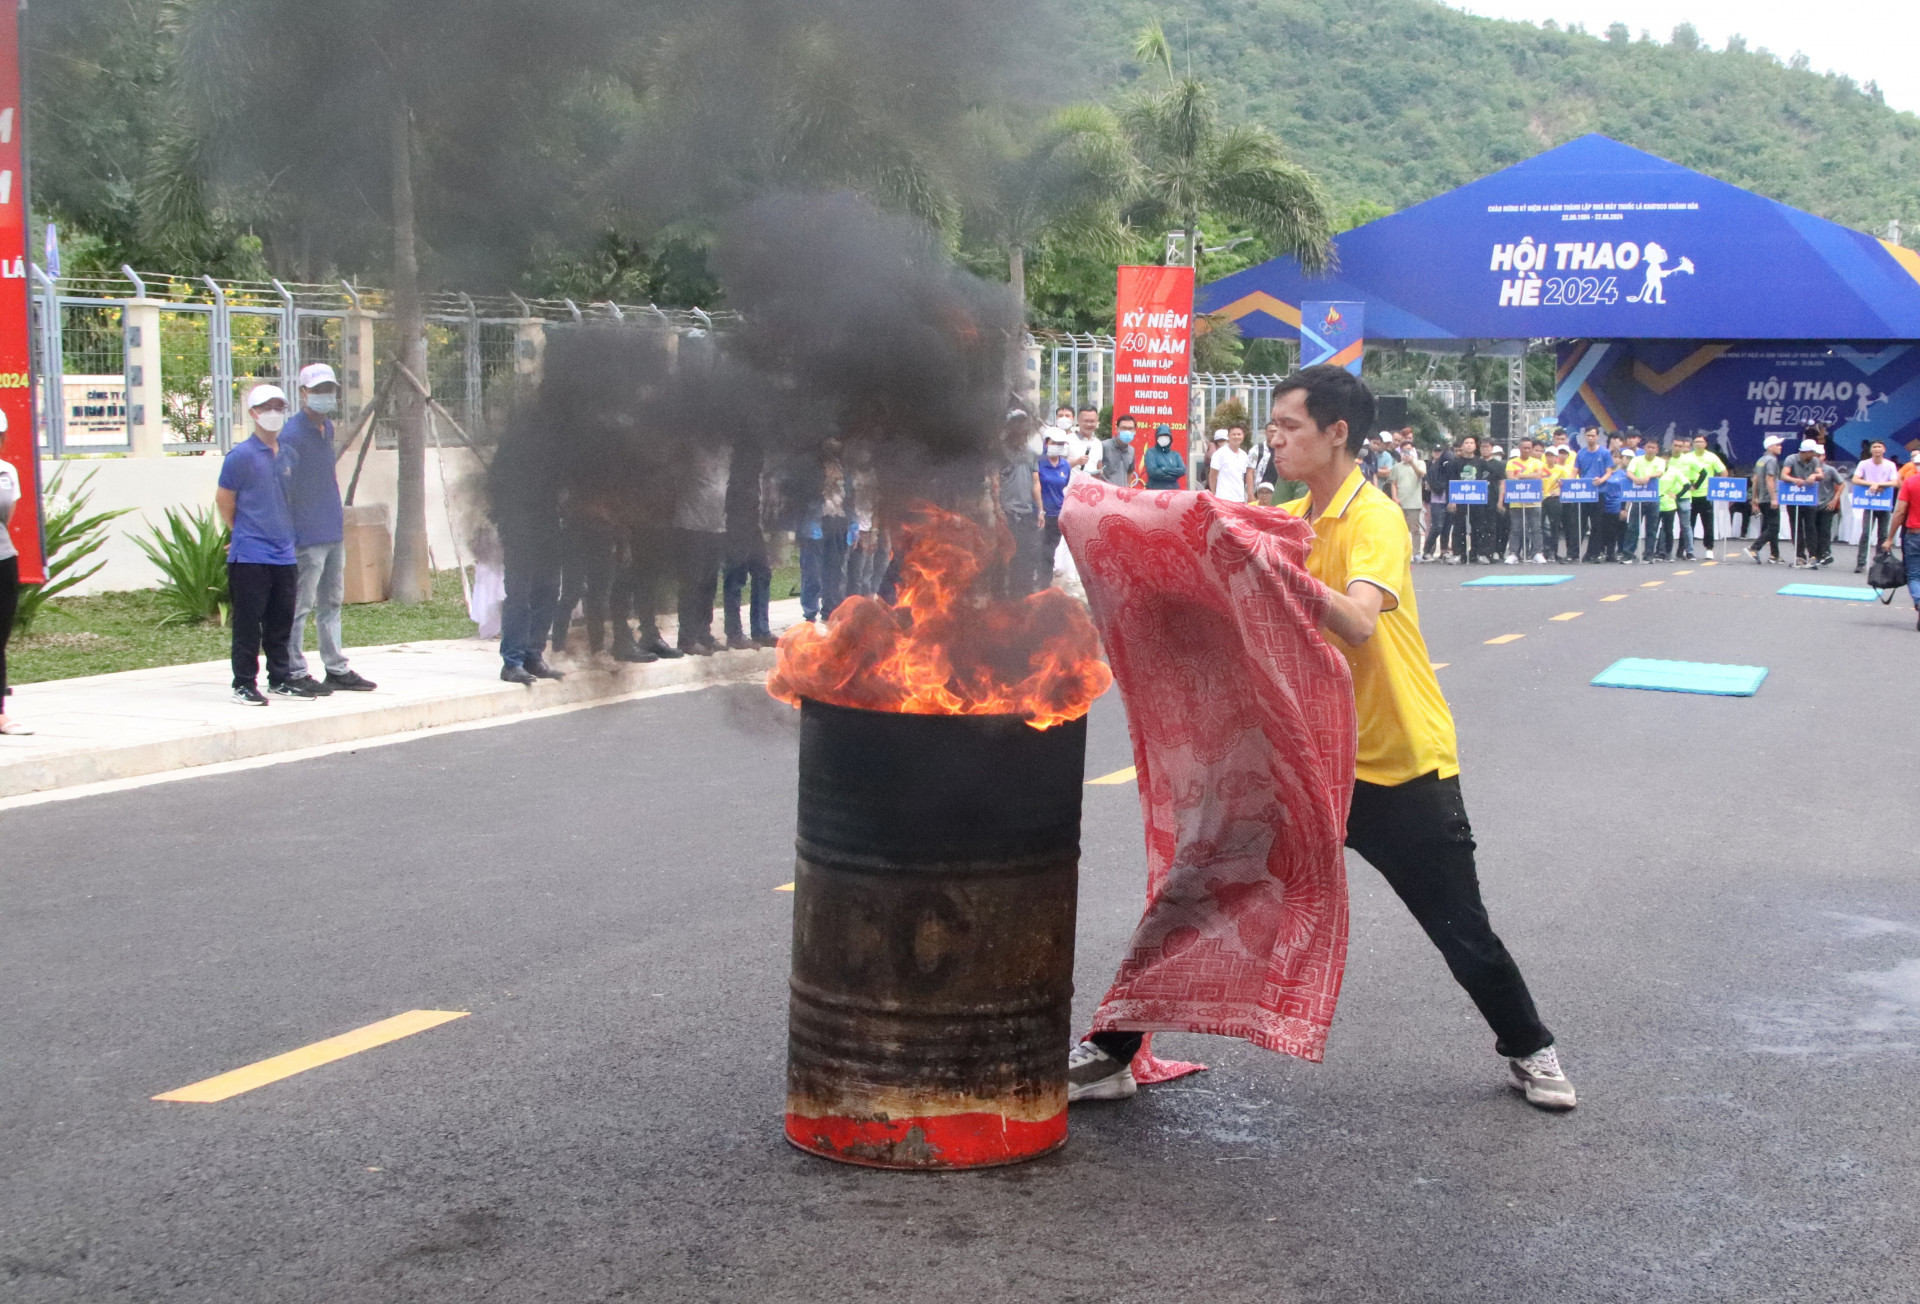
[134,505,232,626]
[14,465,132,636]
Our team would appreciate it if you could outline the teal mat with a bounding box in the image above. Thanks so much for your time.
[1778,583,1876,602]
[1461,574,1575,587]
[1591,658,1768,697]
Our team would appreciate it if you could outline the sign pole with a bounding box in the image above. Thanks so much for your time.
[0,0,43,584]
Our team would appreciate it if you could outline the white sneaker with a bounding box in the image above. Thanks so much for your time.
[1067,1040,1137,1102]
[1508,1044,1577,1111]
[1502,554,1517,565]
[1532,552,1547,564]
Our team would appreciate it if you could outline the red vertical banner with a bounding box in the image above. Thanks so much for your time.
[0,0,40,583]
[1112,265,1193,487]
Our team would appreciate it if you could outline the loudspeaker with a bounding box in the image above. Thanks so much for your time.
[1489,401,1513,442]
[1375,395,1408,430]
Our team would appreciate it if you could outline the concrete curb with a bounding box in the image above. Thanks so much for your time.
[0,647,778,800]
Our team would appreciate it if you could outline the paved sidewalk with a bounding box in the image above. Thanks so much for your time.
[0,598,807,799]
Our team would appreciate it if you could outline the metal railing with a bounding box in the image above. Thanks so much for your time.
[32,268,732,458]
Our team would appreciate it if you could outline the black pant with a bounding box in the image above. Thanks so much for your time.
[498,521,560,668]
[1040,516,1063,589]
[1688,496,1714,551]
[1794,506,1832,561]
[624,526,677,642]
[675,528,724,648]
[1752,504,1780,559]
[1857,509,1891,567]
[1454,505,1490,560]
[228,561,298,688]
[1345,773,1552,1058]
[0,554,18,704]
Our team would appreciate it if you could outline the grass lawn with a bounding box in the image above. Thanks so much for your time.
[10,571,479,685]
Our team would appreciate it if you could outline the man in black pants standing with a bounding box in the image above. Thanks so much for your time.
[1070,367,1575,1111]
[215,385,310,705]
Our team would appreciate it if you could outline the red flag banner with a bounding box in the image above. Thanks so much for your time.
[1112,265,1193,487]
[0,0,41,583]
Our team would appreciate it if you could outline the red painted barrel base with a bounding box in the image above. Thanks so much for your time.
[785,1109,1067,1171]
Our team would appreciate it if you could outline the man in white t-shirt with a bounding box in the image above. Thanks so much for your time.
[1853,439,1900,571]
[1208,427,1253,503]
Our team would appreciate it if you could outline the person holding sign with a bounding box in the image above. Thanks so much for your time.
[1683,434,1726,559]
[1747,434,1784,564]
[1625,442,1666,563]
[1852,440,1899,572]
[1501,439,1546,564]
[1597,446,1629,561]
[1782,438,1842,568]
[1574,429,1613,561]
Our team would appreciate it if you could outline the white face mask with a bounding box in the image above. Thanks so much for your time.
[255,410,287,434]
[307,393,338,416]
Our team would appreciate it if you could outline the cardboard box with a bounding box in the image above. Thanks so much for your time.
[342,503,393,604]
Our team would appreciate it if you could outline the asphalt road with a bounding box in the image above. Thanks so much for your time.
[4,553,1917,1303]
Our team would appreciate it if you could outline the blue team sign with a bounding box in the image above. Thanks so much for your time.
[1449,479,1490,505]
[1559,478,1599,503]
[1706,476,1747,502]
[1778,483,1819,507]
[1621,481,1660,503]
[1504,478,1543,503]
[1852,485,1895,510]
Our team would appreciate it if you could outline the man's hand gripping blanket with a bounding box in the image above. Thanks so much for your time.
[1060,482,1357,1079]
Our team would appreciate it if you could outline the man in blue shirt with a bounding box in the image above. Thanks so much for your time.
[280,363,376,694]
[216,385,307,704]
[1034,434,1072,590]
[1573,427,1614,561]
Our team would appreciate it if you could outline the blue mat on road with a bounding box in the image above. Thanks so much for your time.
[1591,658,1768,697]
[1461,574,1575,587]
[1777,583,1876,602]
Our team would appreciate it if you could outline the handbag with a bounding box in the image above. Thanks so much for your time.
[1867,549,1908,604]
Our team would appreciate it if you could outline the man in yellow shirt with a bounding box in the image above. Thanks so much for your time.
[1271,366,1572,1109]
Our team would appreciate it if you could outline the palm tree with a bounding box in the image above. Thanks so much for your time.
[960,105,1134,322]
[1120,19,1334,276]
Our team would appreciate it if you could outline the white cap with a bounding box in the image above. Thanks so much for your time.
[298,362,338,390]
[1799,438,1821,452]
[1762,434,1783,448]
[244,383,287,411]
[1911,451,1920,463]
[1212,429,1229,441]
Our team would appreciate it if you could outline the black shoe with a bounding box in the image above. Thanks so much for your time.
[268,679,318,699]
[753,634,779,649]
[286,674,334,696]
[678,640,714,657]
[726,635,757,651]
[523,656,565,681]
[325,670,377,692]
[612,644,659,664]
[642,637,684,659]
[501,664,538,685]
[233,684,269,706]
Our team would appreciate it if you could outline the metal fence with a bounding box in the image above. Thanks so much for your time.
[1033,331,1290,434]
[31,267,728,458]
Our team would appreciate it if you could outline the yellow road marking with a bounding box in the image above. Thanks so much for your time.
[1088,766,1137,785]
[1600,594,1628,602]
[1640,580,1664,587]
[1702,560,1718,566]
[1673,569,1693,576]
[153,1010,469,1103]
[1430,662,1449,670]
[776,882,795,892]
[1550,611,1582,621]
[1484,634,1524,645]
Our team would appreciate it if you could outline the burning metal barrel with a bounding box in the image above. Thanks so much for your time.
[785,698,1086,1170]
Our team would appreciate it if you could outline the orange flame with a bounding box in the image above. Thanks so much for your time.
[767,504,1112,729]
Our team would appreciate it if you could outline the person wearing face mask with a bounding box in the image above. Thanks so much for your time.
[216,385,306,704]
[1142,423,1186,490]
[279,363,376,695]
[1034,433,1073,590]
[1098,415,1138,487]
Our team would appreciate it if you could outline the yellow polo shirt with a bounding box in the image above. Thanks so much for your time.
[1283,467,1460,787]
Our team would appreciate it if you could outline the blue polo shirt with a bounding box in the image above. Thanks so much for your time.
[280,410,344,546]
[1575,447,1612,479]
[1598,466,1627,510]
[1036,456,1071,517]
[218,435,297,565]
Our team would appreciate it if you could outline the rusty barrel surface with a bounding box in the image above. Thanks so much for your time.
[785,699,1086,1170]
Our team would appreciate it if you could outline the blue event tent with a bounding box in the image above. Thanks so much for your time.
[1199,135,1920,459]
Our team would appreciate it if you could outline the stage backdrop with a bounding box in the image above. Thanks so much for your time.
[0,0,40,582]
[1113,264,1193,482]
[1557,340,1920,464]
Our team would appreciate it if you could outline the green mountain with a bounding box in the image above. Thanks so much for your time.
[1049,0,1920,236]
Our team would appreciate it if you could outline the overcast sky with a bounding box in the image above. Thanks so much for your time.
[1442,0,1920,115]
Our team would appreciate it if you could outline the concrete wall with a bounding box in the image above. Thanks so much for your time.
[43,447,489,595]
